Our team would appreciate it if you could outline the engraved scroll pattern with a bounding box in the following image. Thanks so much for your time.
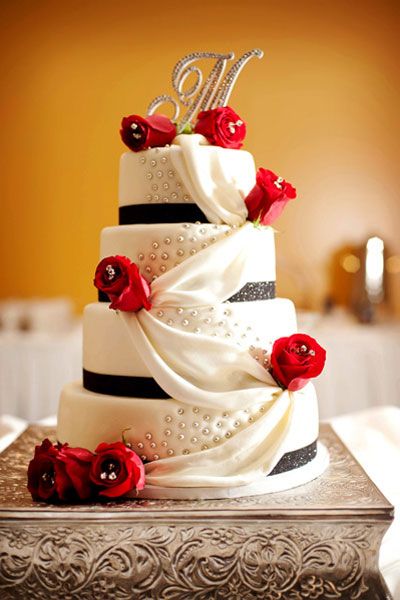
[0,522,383,599]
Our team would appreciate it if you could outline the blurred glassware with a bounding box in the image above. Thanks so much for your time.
[352,236,386,323]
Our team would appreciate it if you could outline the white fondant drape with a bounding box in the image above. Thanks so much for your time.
[119,223,302,487]
[170,134,249,226]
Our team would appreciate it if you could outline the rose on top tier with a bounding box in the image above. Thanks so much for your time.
[245,168,296,225]
[194,106,246,149]
[120,114,176,152]
[270,333,326,392]
[27,438,145,503]
[94,256,152,312]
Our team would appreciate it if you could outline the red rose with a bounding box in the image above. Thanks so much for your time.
[57,445,94,500]
[94,256,152,312]
[120,114,176,152]
[245,168,296,225]
[94,255,131,296]
[270,333,326,391]
[90,441,145,498]
[194,106,246,149]
[27,439,93,502]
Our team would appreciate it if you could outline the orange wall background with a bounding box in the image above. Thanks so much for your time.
[1,0,399,312]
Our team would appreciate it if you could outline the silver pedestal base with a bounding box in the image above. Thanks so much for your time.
[0,424,394,599]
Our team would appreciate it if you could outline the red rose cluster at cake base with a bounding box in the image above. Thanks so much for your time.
[27,438,145,503]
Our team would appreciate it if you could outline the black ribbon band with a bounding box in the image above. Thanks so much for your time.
[83,369,170,399]
[98,281,276,304]
[119,203,208,225]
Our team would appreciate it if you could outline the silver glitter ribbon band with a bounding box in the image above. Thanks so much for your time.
[98,281,276,304]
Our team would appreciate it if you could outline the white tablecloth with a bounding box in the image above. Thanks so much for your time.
[0,327,81,421]
[298,312,400,419]
[1,407,399,597]
[331,406,400,598]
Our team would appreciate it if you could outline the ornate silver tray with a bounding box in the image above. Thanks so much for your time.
[0,423,393,599]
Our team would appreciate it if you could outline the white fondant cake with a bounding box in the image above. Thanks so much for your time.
[57,115,327,498]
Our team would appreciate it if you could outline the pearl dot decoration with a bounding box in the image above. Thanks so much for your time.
[127,402,263,461]
[131,223,231,283]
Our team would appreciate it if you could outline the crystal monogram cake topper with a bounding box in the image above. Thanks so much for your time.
[147,49,263,128]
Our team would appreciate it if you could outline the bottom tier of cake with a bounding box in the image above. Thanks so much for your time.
[57,381,323,497]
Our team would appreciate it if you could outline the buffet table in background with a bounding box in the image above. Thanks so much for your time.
[0,328,81,421]
[298,312,400,419]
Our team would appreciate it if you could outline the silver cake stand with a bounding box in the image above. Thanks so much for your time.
[0,423,394,599]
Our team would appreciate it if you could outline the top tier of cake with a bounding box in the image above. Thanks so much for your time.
[118,134,256,225]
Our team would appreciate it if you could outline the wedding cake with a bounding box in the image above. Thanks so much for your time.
[29,50,328,503]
